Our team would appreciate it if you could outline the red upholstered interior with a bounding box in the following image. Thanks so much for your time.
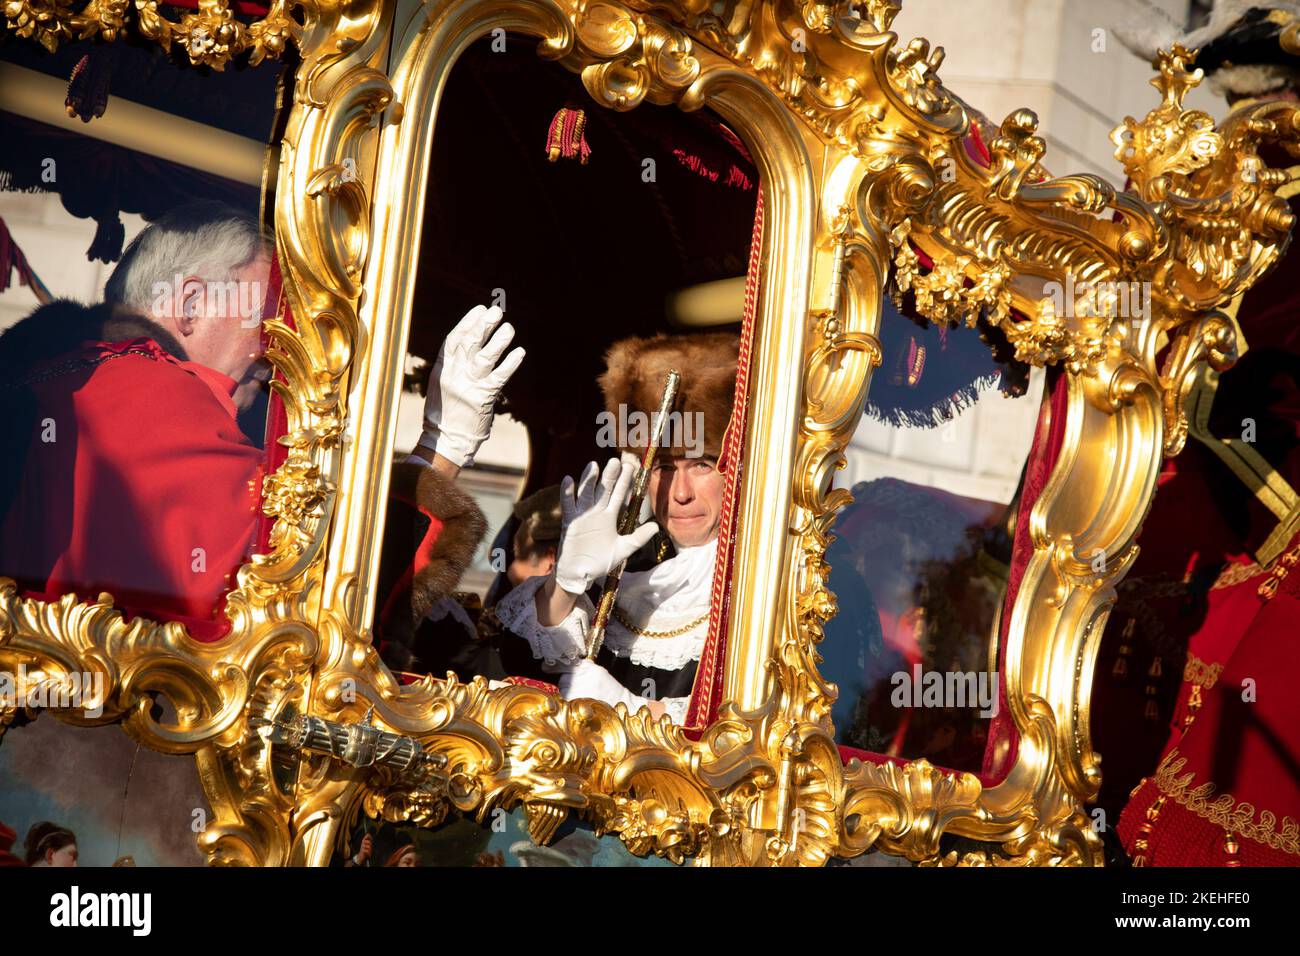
[683,192,764,736]
[984,366,1068,783]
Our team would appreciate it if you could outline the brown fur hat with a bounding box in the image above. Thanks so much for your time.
[598,331,739,460]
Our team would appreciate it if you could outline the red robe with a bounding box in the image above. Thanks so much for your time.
[1102,176,1300,866]
[1118,574,1300,866]
[0,821,23,867]
[1,296,489,656]
[0,310,262,635]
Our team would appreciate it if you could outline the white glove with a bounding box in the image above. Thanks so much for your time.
[417,304,525,467]
[559,460,600,535]
[555,659,643,711]
[553,457,658,595]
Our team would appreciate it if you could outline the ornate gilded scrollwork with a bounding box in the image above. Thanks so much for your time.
[4,1,1299,867]
[3,0,298,65]
[1114,45,1299,454]
[306,675,782,865]
[3,0,118,51]
[572,1,699,110]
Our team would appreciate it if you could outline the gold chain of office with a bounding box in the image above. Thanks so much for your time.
[612,606,710,638]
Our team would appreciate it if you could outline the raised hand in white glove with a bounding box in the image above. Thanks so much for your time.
[417,304,525,467]
[552,457,658,596]
[555,659,642,711]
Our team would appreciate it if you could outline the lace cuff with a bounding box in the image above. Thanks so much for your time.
[661,696,691,725]
[620,694,691,725]
[494,575,592,665]
[603,692,690,725]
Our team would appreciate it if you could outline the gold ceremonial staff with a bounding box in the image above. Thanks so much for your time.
[585,369,681,660]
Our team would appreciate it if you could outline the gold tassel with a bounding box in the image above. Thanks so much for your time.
[1224,830,1241,866]
[1132,794,1165,867]
[1113,617,1134,679]
[1144,692,1160,720]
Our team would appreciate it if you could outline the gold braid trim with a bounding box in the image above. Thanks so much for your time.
[1182,654,1223,689]
[1259,539,1300,600]
[1211,560,1265,591]
[1154,749,1300,857]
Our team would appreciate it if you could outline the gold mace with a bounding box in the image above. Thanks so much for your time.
[585,369,681,660]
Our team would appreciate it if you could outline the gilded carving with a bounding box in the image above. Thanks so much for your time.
[2,1,1298,868]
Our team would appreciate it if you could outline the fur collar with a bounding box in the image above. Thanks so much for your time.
[1210,62,1300,95]
[0,299,188,380]
[375,461,488,671]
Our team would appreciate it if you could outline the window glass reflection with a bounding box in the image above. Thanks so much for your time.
[824,300,1045,773]
[0,40,287,635]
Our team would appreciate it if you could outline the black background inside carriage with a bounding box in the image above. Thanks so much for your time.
[407,34,759,499]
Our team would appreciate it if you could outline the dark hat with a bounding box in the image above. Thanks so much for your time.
[512,485,562,554]
[1117,3,1300,97]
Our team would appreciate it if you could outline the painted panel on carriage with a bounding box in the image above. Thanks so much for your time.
[335,807,675,868]
[0,715,209,867]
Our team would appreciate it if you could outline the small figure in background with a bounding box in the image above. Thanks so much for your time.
[504,486,563,590]
[384,844,420,868]
[344,833,373,868]
[24,822,77,867]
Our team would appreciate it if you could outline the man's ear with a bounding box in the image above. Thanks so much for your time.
[175,276,205,335]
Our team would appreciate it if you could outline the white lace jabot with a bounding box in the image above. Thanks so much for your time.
[600,537,716,670]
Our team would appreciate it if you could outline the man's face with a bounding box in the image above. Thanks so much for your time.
[170,253,271,392]
[648,455,725,549]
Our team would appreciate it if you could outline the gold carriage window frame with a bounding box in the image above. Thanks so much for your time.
[313,19,822,729]
[4,0,1293,868]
